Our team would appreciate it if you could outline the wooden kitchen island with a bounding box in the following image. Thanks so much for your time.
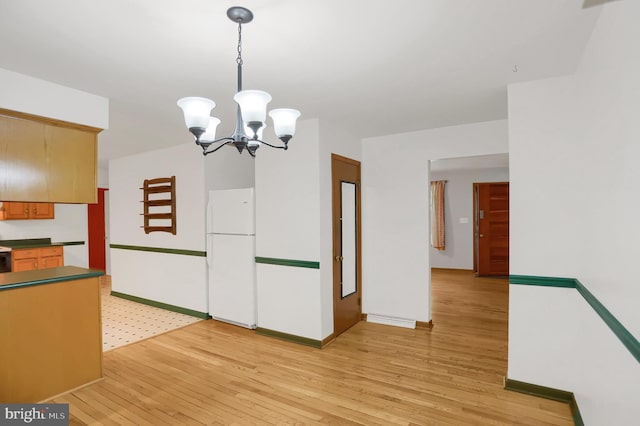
[0,266,103,402]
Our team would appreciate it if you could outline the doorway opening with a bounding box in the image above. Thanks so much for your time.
[428,154,510,327]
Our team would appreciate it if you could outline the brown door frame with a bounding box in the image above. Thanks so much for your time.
[332,154,362,337]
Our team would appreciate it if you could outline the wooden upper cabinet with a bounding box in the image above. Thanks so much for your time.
[44,124,97,203]
[2,202,31,220]
[0,111,100,203]
[0,202,54,220]
[30,202,55,219]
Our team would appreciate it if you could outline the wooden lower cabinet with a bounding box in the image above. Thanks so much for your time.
[11,246,63,272]
[0,271,103,402]
[0,202,54,220]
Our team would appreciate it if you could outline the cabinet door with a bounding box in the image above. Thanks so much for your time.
[0,202,54,220]
[3,202,30,219]
[45,125,97,203]
[30,203,55,219]
[39,256,63,269]
[12,248,41,271]
[0,116,48,201]
[39,247,64,269]
[12,257,38,272]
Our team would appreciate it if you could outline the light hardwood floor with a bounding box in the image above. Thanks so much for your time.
[52,269,572,425]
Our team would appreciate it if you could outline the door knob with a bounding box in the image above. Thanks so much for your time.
[479,234,484,238]
[335,256,343,262]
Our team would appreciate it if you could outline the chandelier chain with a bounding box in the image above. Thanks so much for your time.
[177,7,300,157]
[236,22,243,66]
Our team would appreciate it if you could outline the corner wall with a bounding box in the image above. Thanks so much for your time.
[255,119,322,340]
[361,120,508,323]
[108,143,207,313]
[508,2,640,423]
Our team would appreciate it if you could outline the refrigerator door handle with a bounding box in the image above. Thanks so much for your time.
[206,235,213,268]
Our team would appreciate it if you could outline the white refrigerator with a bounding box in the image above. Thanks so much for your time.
[206,188,257,329]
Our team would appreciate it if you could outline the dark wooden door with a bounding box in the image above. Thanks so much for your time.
[332,154,362,337]
[475,182,509,276]
[88,188,107,271]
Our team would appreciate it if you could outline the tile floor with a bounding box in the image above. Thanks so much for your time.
[100,276,202,351]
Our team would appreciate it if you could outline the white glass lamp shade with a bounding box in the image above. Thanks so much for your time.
[269,108,301,137]
[177,97,216,130]
[200,117,221,143]
[234,90,272,124]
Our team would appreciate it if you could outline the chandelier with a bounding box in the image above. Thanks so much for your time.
[177,6,301,157]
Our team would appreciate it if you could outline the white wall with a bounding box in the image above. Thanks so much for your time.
[204,144,255,191]
[0,204,88,267]
[98,166,109,188]
[362,120,508,324]
[429,167,509,270]
[508,1,640,424]
[109,143,207,312]
[255,119,322,339]
[319,120,362,339]
[0,67,108,129]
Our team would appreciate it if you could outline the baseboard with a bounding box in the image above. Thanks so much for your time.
[321,333,336,348]
[41,377,104,403]
[416,320,433,330]
[431,268,475,272]
[110,291,209,319]
[504,378,583,426]
[366,313,416,329]
[255,327,322,349]
[570,394,584,426]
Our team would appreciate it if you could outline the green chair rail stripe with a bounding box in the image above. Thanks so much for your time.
[255,327,322,348]
[509,275,576,288]
[110,291,209,319]
[110,244,206,257]
[504,379,584,426]
[255,257,320,269]
[510,275,640,364]
[574,279,640,364]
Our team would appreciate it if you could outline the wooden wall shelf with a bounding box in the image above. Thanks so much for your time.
[141,176,176,234]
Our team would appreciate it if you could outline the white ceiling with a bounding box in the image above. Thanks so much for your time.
[0,1,601,167]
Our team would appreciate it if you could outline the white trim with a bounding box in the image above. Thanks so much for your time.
[366,313,416,329]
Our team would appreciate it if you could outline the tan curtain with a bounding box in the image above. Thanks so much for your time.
[430,180,446,251]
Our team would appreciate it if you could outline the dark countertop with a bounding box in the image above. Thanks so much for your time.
[0,238,85,249]
[0,266,103,291]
